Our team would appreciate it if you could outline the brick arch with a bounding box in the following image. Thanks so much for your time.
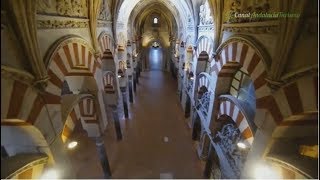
[198,51,209,61]
[217,98,254,145]
[271,74,318,127]
[61,95,100,142]
[98,31,115,56]
[45,36,101,88]
[197,73,211,92]
[212,36,274,122]
[196,36,214,60]
[103,71,117,94]
[25,36,102,124]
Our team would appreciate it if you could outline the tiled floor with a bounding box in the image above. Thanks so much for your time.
[69,70,204,178]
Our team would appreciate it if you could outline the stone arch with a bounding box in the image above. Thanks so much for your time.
[61,94,101,143]
[24,35,107,144]
[196,36,214,61]
[217,96,255,146]
[211,35,272,125]
[262,74,318,179]
[195,51,209,74]
[194,73,214,124]
[24,35,102,124]
[98,31,115,56]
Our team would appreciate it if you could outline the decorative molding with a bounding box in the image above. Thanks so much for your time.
[98,0,111,21]
[37,0,88,18]
[97,20,112,27]
[222,20,279,34]
[36,15,89,29]
[199,1,214,26]
[44,35,95,67]
[1,65,35,85]
[215,34,272,70]
[37,19,89,29]
[225,0,272,24]
[198,25,214,32]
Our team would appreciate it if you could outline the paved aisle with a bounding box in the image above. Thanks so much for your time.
[71,71,203,178]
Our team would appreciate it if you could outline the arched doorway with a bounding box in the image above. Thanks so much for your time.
[148,41,164,70]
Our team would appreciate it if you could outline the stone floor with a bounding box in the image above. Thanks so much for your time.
[68,70,204,178]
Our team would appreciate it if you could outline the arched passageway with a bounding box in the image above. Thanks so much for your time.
[66,70,204,178]
[148,47,164,70]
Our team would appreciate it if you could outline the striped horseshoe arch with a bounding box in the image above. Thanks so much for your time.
[196,36,214,60]
[197,73,211,91]
[46,37,101,95]
[28,37,101,124]
[271,75,318,127]
[212,37,275,121]
[98,32,115,55]
[61,96,100,142]
[103,71,116,94]
[218,98,254,145]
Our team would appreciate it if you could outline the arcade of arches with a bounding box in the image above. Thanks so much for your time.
[1,0,318,179]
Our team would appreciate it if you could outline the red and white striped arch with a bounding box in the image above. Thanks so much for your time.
[103,71,116,94]
[218,99,254,145]
[196,36,214,60]
[98,32,115,55]
[46,37,101,96]
[61,96,99,142]
[212,37,272,120]
[271,75,318,127]
[213,37,318,126]
[2,37,102,125]
[197,73,211,91]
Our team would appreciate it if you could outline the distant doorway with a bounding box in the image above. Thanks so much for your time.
[149,47,163,70]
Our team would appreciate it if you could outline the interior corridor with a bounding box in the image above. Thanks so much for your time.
[70,70,204,178]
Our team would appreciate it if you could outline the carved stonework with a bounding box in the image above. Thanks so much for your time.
[187,14,194,31]
[37,0,88,18]
[97,20,112,27]
[197,91,211,118]
[98,0,111,21]
[223,25,278,34]
[37,19,88,29]
[216,123,248,178]
[56,0,88,17]
[199,0,214,26]
[224,0,272,23]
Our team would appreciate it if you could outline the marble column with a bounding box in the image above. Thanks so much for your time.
[128,75,133,103]
[95,137,112,178]
[120,87,129,118]
[110,105,122,140]
[133,72,137,93]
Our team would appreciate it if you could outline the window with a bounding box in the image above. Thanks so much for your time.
[153,17,158,24]
[230,67,251,98]
[229,67,256,109]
